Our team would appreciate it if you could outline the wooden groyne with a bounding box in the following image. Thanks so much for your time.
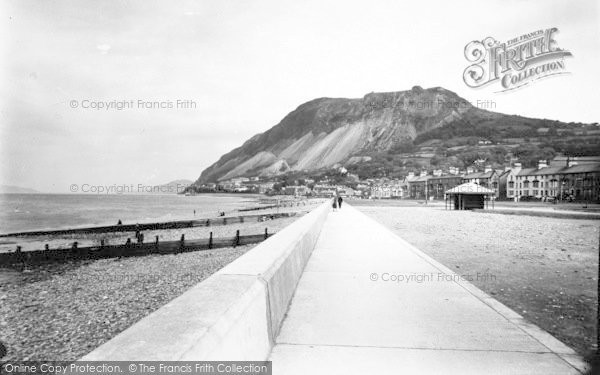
[0,229,274,265]
[0,212,301,238]
[238,200,312,212]
[238,204,279,212]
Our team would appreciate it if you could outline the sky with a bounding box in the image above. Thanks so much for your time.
[1,0,599,193]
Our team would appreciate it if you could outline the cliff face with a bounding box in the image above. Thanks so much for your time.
[196,86,485,183]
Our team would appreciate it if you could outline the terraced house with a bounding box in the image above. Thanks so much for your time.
[406,171,429,199]
[370,179,405,199]
[461,166,506,198]
[506,160,600,202]
[427,174,463,200]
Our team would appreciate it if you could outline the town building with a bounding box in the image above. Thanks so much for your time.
[256,182,275,194]
[407,171,429,199]
[549,155,600,167]
[228,177,250,186]
[506,160,600,202]
[337,186,356,197]
[427,175,464,200]
[497,167,511,199]
[284,185,311,196]
[370,178,404,199]
[462,166,501,197]
[312,184,338,197]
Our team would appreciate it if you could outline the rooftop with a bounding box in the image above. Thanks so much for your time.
[463,171,494,179]
[445,182,496,195]
[428,175,464,181]
[517,163,600,176]
[550,155,600,166]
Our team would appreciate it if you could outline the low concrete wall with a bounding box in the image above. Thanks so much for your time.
[82,201,330,361]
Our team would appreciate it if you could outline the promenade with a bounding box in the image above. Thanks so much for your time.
[269,205,586,374]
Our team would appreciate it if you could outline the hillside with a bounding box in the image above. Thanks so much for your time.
[193,86,599,183]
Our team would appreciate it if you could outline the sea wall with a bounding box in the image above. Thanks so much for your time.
[82,201,330,360]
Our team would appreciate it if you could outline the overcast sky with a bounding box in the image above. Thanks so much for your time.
[1,0,599,193]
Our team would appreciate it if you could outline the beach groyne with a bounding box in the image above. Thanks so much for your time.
[238,200,311,212]
[0,229,275,265]
[81,201,330,360]
[0,211,303,238]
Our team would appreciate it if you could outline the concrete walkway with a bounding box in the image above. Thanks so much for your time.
[269,205,586,374]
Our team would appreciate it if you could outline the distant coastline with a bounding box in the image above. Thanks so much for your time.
[0,185,40,194]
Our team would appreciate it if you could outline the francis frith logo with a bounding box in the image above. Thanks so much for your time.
[463,27,572,92]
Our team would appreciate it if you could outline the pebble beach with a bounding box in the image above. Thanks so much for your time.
[0,205,308,361]
[0,203,315,253]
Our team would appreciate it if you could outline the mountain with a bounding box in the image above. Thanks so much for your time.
[0,185,40,194]
[193,86,599,183]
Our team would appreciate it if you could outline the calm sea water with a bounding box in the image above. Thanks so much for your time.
[0,193,262,234]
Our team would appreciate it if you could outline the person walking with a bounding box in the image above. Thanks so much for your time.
[332,197,338,211]
[337,195,343,209]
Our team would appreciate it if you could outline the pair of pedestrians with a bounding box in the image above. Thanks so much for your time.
[332,196,343,211]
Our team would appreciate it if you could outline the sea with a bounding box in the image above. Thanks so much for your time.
[0,193,263,234]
